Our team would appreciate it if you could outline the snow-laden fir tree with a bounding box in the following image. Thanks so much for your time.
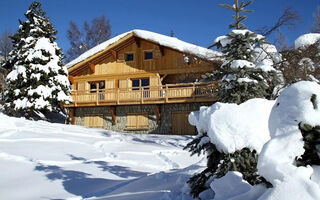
[4,1,71,119]
[185,0,280,198]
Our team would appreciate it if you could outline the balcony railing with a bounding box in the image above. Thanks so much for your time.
[69,82,218,106]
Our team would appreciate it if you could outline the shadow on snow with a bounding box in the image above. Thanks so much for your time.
[34,154,148,199]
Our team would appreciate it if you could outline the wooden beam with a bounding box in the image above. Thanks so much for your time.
[159,45,165,56]
[68,75,75,84]
[155,105,161,124]
[88,63,95,73]
[134,37,140,48]
[111,49,117,60]
[109,107,116,125]
[160,74,167,82]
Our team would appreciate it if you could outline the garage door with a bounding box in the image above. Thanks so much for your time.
[172,111,196,135]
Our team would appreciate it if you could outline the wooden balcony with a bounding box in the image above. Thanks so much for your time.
[66,82,218,107]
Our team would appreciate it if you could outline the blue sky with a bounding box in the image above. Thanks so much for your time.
[1,0,320,53]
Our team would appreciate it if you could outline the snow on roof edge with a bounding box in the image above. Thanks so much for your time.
[66,29,222,69]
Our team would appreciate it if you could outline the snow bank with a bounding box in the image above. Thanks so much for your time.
[0,113,202,200]
[209,171,267,200]
[295,33,320,49]
[189,98,274,153]
[66,29,222,68]
[258,81,320,200]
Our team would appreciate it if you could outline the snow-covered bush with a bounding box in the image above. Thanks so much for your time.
[186,81,320,199]
[186,99,274,198]
[3,1,71,119]
[257,81,320,200]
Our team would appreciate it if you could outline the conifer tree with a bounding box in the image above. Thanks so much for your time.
[4,1,71,119]
[185,0,279,198]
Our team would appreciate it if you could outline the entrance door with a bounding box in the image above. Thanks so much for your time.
[172,111,196,135]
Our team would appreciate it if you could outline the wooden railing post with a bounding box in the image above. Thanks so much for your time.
[74,91,77,106]
[96,90,99,105]
[165,84,168,103]
[141,87,144,103]
[193,82,196,100]
[117,88,120,105]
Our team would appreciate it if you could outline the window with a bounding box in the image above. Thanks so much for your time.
[131,78,149,89]
[125,53,134,61]
[90,81,105,92]
[89,81,105,100]
[144,51,153,60]
[126,113,149,130]
[131,78,150,97]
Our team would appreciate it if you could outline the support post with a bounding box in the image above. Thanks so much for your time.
[109,107,116,125]
[155,105,161,124]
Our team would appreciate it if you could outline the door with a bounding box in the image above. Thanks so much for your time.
[172,111,196,135]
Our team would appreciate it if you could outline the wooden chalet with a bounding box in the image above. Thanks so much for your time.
[65,30,222,135]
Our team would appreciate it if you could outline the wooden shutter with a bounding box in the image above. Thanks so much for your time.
[126,114,136,129]
[154,49,162,59]
[106,79,115,88]
[105,79,115,100]
[119,79,129,88]
[84,115,104,128]
[78,82,86,91]
[137,114,148,129]
[126,113,148,130]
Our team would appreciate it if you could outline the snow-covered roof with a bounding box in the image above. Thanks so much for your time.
[66,29,222,69]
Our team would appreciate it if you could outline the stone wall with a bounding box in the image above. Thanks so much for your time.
[74,102,214,134]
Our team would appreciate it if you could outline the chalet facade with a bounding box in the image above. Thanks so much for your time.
[65,30,222,135]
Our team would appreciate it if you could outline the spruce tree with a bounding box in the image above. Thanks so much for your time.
[4,1,71,119]
[185,0,278,198]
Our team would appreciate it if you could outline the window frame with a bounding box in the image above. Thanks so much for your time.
[144,50,153,60]
[125,52,135,62]
[89,80,105,93]
[131,78,150,90]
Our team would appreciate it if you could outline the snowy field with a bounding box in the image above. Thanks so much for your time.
[0,113,203,200]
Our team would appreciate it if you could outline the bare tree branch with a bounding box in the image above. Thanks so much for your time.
[0,30,13,63]
[66,15,111,62]
[256,6,302,37]
[312,6,320,33]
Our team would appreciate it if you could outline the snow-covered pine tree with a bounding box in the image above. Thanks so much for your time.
[4,1,71,119]
[185,0,279,198]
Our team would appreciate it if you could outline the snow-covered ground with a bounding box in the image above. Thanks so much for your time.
[0,114,203,200]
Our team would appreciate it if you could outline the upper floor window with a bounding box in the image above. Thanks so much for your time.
[144,51,153,60]
[90,81,105,93]
[125,53,134,61]
[131,78,149,90]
